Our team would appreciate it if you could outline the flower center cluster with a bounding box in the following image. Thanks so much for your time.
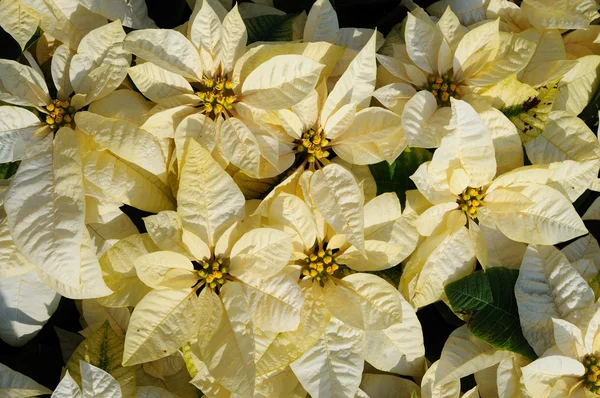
[194,257,229,291]
[457,187,485,219]
[44,99,75,128]
[197,76,236,120]
[425,74,460,106]
[301,247,340,282]
[295,129,330,163]
[583,354,600,394]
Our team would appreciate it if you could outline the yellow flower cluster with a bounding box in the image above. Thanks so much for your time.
[196,258,228,290]
[296,128,330,163]
[457,187,485,219]
[425,75,460,106]
[44,99,75,128]
[197,76,236,119]
[583,354,600,394]
[301,247,340,282]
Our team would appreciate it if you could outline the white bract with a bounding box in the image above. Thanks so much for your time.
[257,190,423,398]
[0,362,52,397]
[124,1,325,178]
[516,244,599,356]
[400,99,587,308]
[123,138,302,398]
[377,7,535,148]
[0,21,137,299]
[521,307,600,398]
[271,31,405,168]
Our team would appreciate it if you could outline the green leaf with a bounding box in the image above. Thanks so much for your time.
[372,266,402,287]
[368,147,432,208]
[0,162,19,180]
[66,320,136,395]
[579,82,600,133]
[244,13,298,45]
[445,267,538,360]
[24,28,42,53]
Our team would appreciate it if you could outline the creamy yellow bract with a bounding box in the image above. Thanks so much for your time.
[121,139,303,397]
[400,99,588,309]
[123,2,328,179]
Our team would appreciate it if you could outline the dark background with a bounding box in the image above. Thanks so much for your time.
[0,0,598,395]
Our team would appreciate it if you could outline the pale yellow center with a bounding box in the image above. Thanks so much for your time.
[425,74,460,106]
[44,99,75,128]
[583,354,600,394]
[194,257,229,291]
[457,186,485,219]
[197,76,236,119]
[295,128,330,163]
[301,247,340,283]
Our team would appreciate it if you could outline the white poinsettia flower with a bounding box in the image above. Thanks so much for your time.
[561,234,600,284]
[511,29,600,114]
[376,7,535,148]
[429,0,599,30]
[0,20,131,164]
[292,0,385,87]
[0,227,61,346]
[0,0,155,53]
[123,138,303,398]
[0,0,105,52]
[518,111,600,202]
[269,31,405,168]
[249,33,403,251]
[255,190,423,398]
[515,244,599,357]
[521,307,600,398]
[485,0,532,32]
[430,326,532,398]
[52,361,122,398]
[123,1,326,178]
[420,360,470,398]
[520,0,599,30]
[0,23,157,299]
[481,28,600,121]
[400,99,587,308]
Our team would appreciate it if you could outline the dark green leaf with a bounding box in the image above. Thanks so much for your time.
[244,13,298,45]
[23,28,42,53]
[372,266,402,287]
[368,147,432,208]
[0,162,19,180]
[579,82,600,133]
[445,267,538,360]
